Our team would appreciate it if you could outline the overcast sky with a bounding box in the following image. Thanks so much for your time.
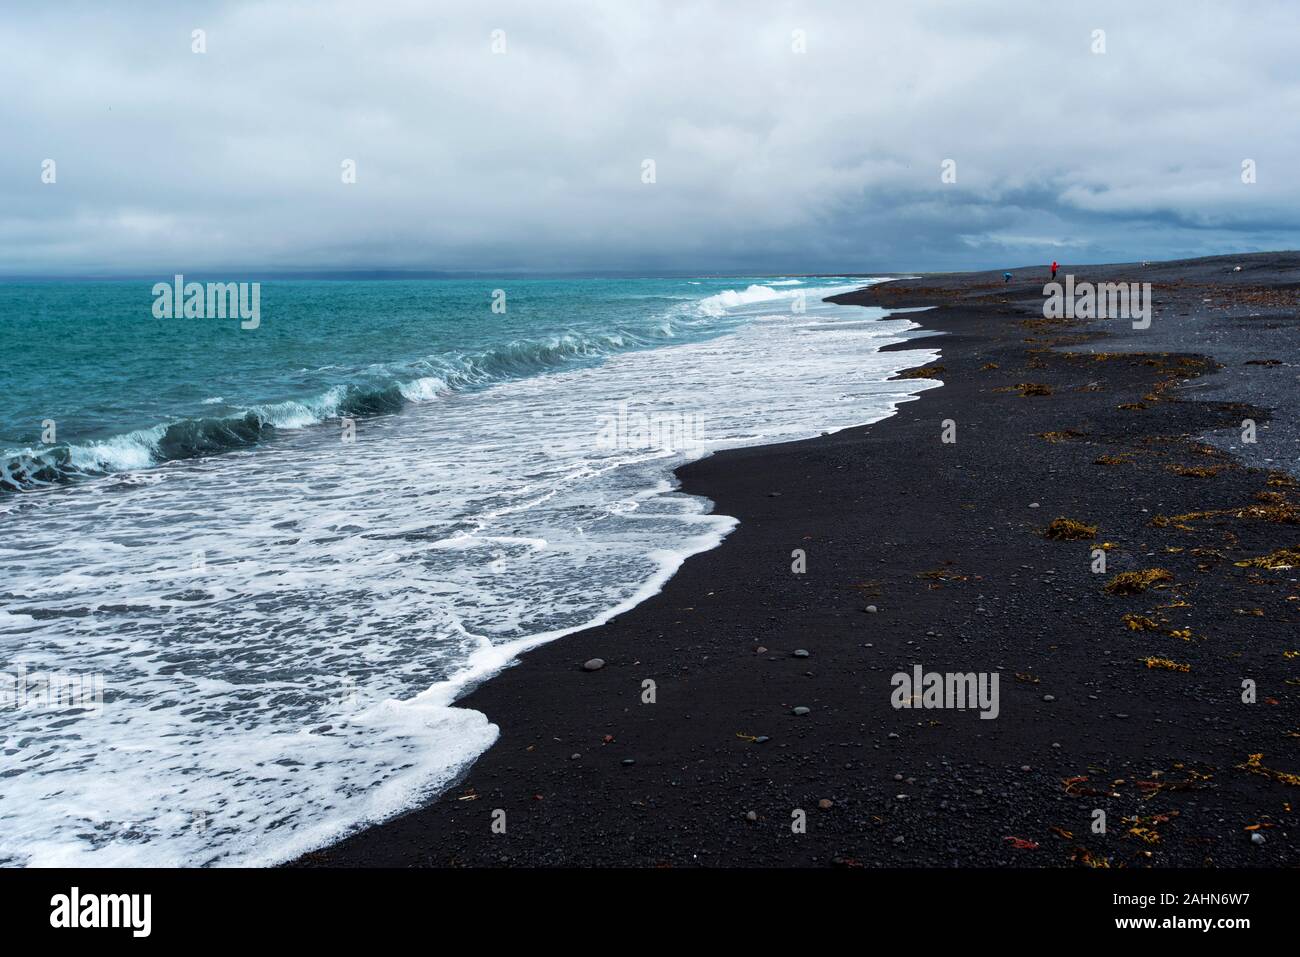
[3,0,1298,276]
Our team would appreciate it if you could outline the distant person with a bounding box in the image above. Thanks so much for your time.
[1051,260,1059,279]
[1003,272,1012,283]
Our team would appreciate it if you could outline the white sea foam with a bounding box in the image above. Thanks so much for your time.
[0,280,939,866]
[65,425,165,472]
[696,283,791,314]
[397,375,450,403]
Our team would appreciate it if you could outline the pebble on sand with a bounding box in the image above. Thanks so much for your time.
[792,706,811,716]
[582,658,606,671]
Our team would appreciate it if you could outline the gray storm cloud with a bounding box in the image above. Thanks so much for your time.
[2,0,1298,275]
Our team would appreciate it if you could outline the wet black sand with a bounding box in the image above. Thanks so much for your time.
[299,252,1300,867]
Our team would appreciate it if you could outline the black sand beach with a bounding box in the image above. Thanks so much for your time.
[300,253,1300,868]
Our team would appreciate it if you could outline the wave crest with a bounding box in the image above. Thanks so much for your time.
[1,307,717,493]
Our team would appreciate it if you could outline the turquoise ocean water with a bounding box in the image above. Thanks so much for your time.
[0,276,939,865]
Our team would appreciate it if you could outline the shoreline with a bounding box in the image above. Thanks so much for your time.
[299,252,1300,867]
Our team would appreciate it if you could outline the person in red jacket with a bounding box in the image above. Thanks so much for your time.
[1051,260,1059,279]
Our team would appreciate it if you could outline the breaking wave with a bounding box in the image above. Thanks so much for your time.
[1,317,706,493]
